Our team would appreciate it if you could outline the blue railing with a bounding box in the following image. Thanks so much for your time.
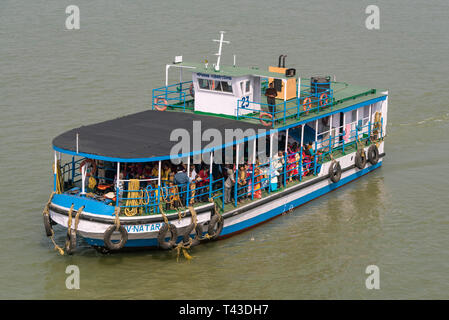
[152,81,193,112]
[117,176,225,215]
[236,85,334,127]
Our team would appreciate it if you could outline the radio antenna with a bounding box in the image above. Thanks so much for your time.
[212,31,230,72]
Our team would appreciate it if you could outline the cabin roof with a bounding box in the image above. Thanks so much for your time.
[52,110,268,162]
[175,62,292,80]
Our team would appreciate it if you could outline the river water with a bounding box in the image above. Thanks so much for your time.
[1,0,448,299]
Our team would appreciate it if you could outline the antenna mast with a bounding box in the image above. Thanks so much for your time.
[213,31,230,72]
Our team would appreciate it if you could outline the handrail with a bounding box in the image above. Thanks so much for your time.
[116,175,225,215]
[152,81,193,112]
[236,86,334,127]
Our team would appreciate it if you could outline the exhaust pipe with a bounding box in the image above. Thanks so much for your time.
[282,55,287,68]
[278,55,284,68]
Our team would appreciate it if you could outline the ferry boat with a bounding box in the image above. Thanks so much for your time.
[43,32,388,254]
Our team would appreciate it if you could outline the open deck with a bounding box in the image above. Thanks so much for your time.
[152,78,387,129]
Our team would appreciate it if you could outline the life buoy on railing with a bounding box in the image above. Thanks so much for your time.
[259,112,273,126]
[154,97,168,111]
[189,83,194,98]
[79,159,97,177]
[319,93,329,107]
[157,222,178,249]
[303,97,312,113]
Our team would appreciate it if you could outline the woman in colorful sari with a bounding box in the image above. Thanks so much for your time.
[286,146,297,183]
[253,160,262,199]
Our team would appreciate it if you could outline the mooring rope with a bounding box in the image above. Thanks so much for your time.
[42,191,56,217]
[114,206,121,231]
[74,205,85,233]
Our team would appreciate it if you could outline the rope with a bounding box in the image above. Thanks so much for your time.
[177,207,186,221]
[50,229,65,256]
[188,206,198,228]
[74,205,85,232]
[158,204,169,224]
[52,161,63,194]
[42,192,56,216]
[124,179,143,216]
[114,206,121,231]
[67,204,74,231]
[173,239,193,262]
[64,204,75,251]
[200,199,222,240]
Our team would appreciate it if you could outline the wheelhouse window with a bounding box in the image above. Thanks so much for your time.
[198,78,233,94]
[198,78,210,90]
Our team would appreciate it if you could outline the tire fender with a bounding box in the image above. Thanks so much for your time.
[103,225,128,251]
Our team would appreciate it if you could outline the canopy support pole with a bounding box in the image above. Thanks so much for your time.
[234,144,239,207]
[53,151,57,192]
[209,151,213,200]
[116,162,120,207]
[186,157,190,206]
[284,128,289,187]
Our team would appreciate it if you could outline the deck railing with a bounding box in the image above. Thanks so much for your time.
[116,176,225,215]
[236,85,334,127]
[152,81,193,112]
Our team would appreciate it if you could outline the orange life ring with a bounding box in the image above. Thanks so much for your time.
[154,98,168,111]
[80,159,97,177]
[259,112,273,126]
[319,93,328,107]
[189,83,194,97]
[303,97,312,113]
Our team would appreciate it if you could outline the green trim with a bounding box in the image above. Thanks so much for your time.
[193,110,238,120]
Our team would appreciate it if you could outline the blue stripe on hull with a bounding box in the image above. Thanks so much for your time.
[83,162,382,248]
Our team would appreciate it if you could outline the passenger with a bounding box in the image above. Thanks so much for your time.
[273,150,285,188]
[188,165,198,203]
[197,166,210,202]
[174,166,189,206]
[224,165,235,204]
[237,164,248,204]
[265,82,278,115]
[253,160,262,199]
[151,165,159,178]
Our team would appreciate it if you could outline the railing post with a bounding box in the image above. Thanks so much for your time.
[71,156,75,183]
[222,180,225,212]
[209,151,213,200]
[299,150,303,181]
[234,144,240,207]
[151,89,154,110]
[251,139,256,200]
[284,128,289,188]
[236,100,239,120]
[381,118,383,139]
[283,100,286,124]
[115,162,120,207]
[313,141,318,175]
[368,120,372,143]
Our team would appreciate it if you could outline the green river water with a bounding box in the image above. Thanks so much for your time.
[0,0,448,299]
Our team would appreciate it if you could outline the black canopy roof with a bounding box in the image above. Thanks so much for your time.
[52,110,268,162]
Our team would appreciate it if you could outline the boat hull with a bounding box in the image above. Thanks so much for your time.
[48,143,384,250]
